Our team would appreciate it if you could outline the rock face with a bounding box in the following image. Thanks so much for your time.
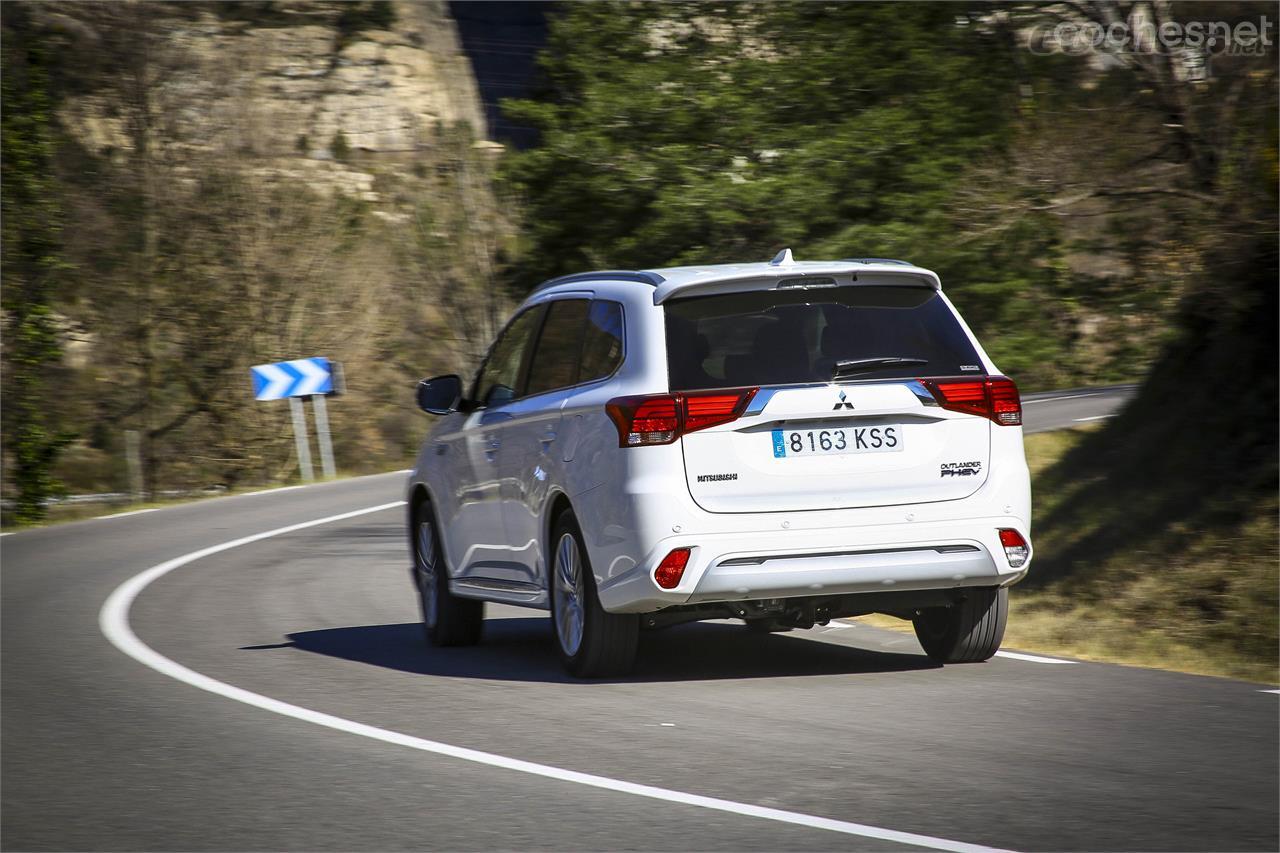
[229,1,488,156]
[60,1,490,161]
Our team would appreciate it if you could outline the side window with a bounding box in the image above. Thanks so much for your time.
[473,305,546,407]
[579,300,624,382]
[526,299,590,397]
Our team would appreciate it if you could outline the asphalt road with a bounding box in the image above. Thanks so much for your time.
[3,384,1276,852]
[1020,384,1139,434]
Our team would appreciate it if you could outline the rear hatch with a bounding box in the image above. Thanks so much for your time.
[665,284,994,513]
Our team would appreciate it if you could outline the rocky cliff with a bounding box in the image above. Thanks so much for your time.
[56,1,494,197]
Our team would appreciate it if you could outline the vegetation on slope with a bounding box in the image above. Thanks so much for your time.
[501,3,1224,390]
[1014,426,1278,684]
[1,2,521,520]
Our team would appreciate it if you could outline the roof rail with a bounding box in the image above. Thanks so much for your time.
[840,257,915,266]
[532,269,666,293]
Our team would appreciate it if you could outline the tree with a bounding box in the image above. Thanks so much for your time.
[500,3,1096,384]
[502,3,1021,284]
[1,6,73,522]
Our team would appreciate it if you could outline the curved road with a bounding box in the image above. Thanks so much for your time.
[3,385,1277,851]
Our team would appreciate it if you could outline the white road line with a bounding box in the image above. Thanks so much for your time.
[995,650,1080,665]
[1072,415,1115,423]
[237,485,305,498]
[99,503,1014,853]
[1022,393,1104,404]
[97,508,160,520]
[1260,689,1280,695]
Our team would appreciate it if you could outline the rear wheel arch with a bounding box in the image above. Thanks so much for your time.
[543,491,574,588]
[409,483,430,513]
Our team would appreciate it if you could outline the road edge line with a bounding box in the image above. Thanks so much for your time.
[98,501,1016,853]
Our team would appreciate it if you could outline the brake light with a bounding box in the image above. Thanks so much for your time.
[684,389,758,432]
[998,528,1029,568]
[606,395,680,446]
[654,548,691,589]
[987,378,1022,426]
[923,377,1021,426]
[606,388,758,447]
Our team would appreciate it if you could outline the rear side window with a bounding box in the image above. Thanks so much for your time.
[665,286,982,391]
[579,301,624,382]
[474,305,546,407]
[526,299,590,396]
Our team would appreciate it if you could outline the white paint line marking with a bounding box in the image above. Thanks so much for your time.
[394,468,414,474]
[1260,689,1280,695]
[237,485,305,498]
[995,650,1080,665]
[0,532,13,537]
[1072,415,1115,423]
[1022,393,1104,404]
[823,622,853,630]
[97,507,160,520]
[100,502,1013,853]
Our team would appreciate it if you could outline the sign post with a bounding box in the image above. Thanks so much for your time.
[287,396,314,482]
[311,393,336,479]
[251,357,339,482]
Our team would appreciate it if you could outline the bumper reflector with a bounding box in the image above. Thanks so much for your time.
[655,548,692,589]
[998,528,1029,568]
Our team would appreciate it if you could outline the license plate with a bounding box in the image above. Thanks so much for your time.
[771,425,903,458]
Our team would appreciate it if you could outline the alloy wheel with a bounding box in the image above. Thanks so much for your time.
[416,517,439,630]
[553,532,585,656]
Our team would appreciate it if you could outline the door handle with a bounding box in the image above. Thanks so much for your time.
[484,437,500,462]
[540,431,557,446]
[488,439,502,450]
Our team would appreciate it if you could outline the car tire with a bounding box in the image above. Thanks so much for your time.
[413,499,483,647]
[549,509,639,678]
[912,586,1007,663]
[744,618,792,633]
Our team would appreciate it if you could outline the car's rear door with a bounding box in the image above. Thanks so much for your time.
[501,299,627,590]
[495,297,591,587]
[440,304,545,579]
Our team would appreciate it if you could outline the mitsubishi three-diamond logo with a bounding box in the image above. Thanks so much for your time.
[833,390,855,411]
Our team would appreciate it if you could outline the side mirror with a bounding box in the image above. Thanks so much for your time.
[416,374,464,415]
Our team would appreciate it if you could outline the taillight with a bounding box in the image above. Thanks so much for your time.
[923,377,1021,426]
[655,548,691,589]
[606,395,680,446]
[684,388,758,432]
[986,378,1022,426]
[606,388,757,447]
[998,528,1029,568]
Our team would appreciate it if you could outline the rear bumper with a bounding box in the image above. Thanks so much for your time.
[597,517,1029,612]
[687,542,1001,603]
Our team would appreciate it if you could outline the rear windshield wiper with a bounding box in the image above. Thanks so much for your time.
[831,357,928,379]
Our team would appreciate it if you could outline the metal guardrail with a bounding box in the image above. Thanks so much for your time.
[0,486,229,510]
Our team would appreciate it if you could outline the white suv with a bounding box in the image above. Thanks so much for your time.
[408,251,1032,677]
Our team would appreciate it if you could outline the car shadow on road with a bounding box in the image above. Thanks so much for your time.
[258,617,939,683]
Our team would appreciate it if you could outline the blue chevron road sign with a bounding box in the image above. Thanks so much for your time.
[250,357,334,401]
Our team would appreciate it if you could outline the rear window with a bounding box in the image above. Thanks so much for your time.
[665,286,982,391]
